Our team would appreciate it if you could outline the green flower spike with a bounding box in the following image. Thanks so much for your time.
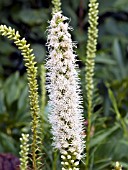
[85,0,99,169]
[20,134,29,170]
[52,0,61,14]
[0,25,41,170]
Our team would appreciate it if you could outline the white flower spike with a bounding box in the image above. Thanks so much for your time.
[46,11,85,169]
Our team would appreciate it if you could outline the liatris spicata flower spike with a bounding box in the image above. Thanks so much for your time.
[0,25,41,170]
[46,11,85,169]
[85,0,99,168]
[20,134,29,170]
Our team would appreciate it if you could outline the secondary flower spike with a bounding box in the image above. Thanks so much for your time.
[46,12,85,169]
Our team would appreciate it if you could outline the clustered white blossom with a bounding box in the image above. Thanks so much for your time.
[46,12,85,169]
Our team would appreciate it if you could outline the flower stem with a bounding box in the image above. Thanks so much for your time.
[0,25,41,170]
[52,150,58,170]
[85,0,99,169]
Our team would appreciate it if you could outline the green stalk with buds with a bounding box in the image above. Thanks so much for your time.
[0,25,41,170]
[85,0,99,169]
[20,134,29,170]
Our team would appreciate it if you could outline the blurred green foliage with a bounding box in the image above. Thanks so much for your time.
[0,72,29,154]
[0,0,128,169]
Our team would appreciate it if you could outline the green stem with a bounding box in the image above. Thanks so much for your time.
[52,150,58,170]
[86,103,92,170]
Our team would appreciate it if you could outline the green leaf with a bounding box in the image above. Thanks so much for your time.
[113,39,126,79]
[96,54,116,65]
[90,125,118,148]
[18,85,28,111]
[0,89,6,113]
[4,72,20,105]
[108,88,127,136]
[98,0,117,14]
[16,9,49,26]
[94,161,111,170]
[114,0,128,11]
[0,132,17,154]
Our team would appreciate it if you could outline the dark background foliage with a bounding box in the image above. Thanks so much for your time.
[0,0,128,169]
